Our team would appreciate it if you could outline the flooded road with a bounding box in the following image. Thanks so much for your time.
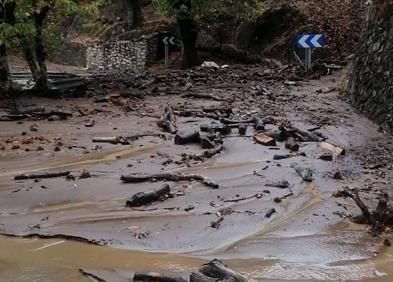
[0,69,392,281]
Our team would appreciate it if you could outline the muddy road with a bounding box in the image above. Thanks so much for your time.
[0,64,392,281]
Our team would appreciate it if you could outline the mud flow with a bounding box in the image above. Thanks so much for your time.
[0,67,392,281]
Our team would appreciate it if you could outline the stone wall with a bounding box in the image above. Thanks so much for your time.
[345,0,392,132]
[86,37,150,74]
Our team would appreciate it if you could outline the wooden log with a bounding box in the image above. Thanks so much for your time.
[121,173,219,189]
[134,272,187,282]
[126,184,170,207]
[285,124,323,142]
[200,124,231,135]
[14,171,70,180]
[265,130,288,142]
[191,272,234,282]
[200,136,215,149]
[319,141,345,156]
[253,117,265,131]
[199,259,247,282]
[290,162,313,182]
[202,145,224,158]
[254,133,276,146]
[175,132,200,145]
[238,124,247,135]
[285,137,299,152]
[265,180,290,189]
[159,107,177,134]
[92,136,119,144]
[273,154,290,160]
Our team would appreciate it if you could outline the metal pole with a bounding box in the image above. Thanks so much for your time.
[304,48,312,74]
[165,43,169,68]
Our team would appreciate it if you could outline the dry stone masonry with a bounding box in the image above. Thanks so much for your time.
[87,38,149,74]
[345,0,392,132]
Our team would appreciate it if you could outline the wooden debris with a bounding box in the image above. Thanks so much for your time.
[210,216,224,228]
[121,173,219,189]
[238,124,247,135]
[319,152,333,161]
[253,116,265,131]
[273,154,290,160]
[202,145,224,158]
[14,171,70,180]
[285,137,299,152]
[134,272,187,282]
[254,133,276,146]
[319,141,345,156]
[92,136,129,145]
[175,132,200,145]
[200,136,215,149]
[265,208,276,218]
[291,162,313,182]
[158,107,177,134]
[200,123,231,135]
[265,180,290,189]
[199,259,247,282]
[126,184,171,207]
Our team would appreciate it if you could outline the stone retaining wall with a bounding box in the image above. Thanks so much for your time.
[86,38,148,74]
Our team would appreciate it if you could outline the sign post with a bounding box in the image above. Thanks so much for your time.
[296,34,324,74]
[162,36,176,68]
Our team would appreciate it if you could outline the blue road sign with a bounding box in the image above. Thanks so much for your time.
[297,34,324,48]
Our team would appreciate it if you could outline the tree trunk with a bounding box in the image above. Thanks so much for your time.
[345,0,392,132]
[32,5,51,92]
[178,17,201,69]
[128,0,143,27]
[0,1,16,91]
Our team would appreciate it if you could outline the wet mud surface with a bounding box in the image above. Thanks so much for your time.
[0,65,392,281]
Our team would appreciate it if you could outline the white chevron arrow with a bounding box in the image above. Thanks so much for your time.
[310,34,322,48]
[298,35,310,48]
[163,36,168,45]
[169,37,175,45]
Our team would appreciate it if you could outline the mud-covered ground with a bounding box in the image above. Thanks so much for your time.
[0,63,392,281]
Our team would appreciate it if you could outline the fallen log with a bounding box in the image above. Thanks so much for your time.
[92,136,130,145]
[134,272,187,282]
[159,107,177,134]
[238,124,247,135]
[273,154,290,160]
[121,173,219,189]
[199,259,247,282]
[265,180,290,189]
[175,132,200,145]
[200,136,215,149]
[14,171,70,180]
[200,123,231,135]
[191,272,234,282]
[126,184,171,207]
[285,137,299,152]
[253,116,265,131]
[319,141,345,156]
[283,123,323,142]
[203,145,224,158]
[290,162,313,182]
